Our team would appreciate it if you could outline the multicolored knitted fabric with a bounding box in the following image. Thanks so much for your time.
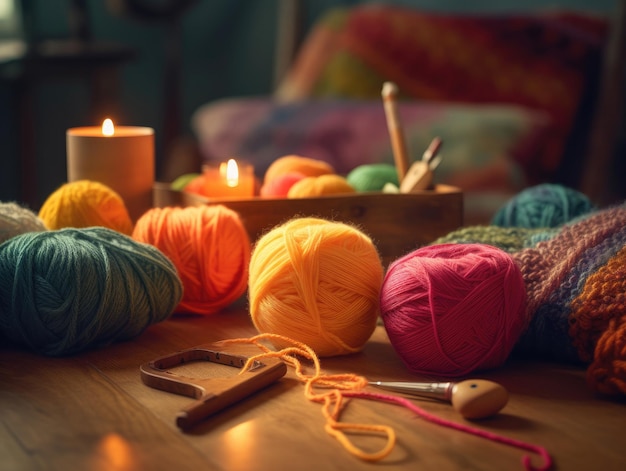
[432,203,626,396]
[278,5,608,183]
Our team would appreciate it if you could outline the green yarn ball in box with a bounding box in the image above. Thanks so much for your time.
[347,163,399,192]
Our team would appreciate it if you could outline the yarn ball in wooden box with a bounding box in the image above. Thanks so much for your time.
[260,172,306,198]
[263,155,335,184]
[248,217,383,356]
[132,205,251,315]
[38,180,133,235]
[347,163,400,192]
[287,174,356,198]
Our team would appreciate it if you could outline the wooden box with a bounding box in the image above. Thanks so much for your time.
[153,183,463,267]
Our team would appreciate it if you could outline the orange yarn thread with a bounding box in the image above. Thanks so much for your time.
[132,205,251,315]
[220,333,396,462]
[248,217,383,357]
[38,180,133,235]
[223,333,553,470]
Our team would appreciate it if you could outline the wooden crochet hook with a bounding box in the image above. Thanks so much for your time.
[140,342,287,430]
[370,379,508,419]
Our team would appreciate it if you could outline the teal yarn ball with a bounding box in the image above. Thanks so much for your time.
[347,163,400,192]
[0,201,47,245]
[0,227,183,356]
[492,183,594,228]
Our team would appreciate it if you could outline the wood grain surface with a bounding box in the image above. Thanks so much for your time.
[1,303,624,471]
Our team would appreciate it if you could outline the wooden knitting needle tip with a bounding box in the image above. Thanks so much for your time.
[382,81,411,181]
[423,136,442,164]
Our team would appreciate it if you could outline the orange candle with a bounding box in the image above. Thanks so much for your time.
[202,159,255,199]
[66,119,155,221]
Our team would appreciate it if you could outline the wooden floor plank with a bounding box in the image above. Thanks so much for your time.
[2,306,625,470]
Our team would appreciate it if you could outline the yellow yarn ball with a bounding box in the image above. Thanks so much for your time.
[39,180,133,235]
[287,174,356,198]
[264,155,335,184]
[248,217,384,357]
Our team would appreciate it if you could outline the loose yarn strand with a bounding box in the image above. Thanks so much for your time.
[342,390,553,471]
[221,334,551,469]
[220,334,395,461]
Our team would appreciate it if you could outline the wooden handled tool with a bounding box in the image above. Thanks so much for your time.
[370,379,508,419]
[140,342,287,430]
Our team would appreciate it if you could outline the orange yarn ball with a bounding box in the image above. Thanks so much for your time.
[287,174,356,198]
[39,180,133,235]
[264,155,334,185]
[132,205,251,315]
[248,217,383,356]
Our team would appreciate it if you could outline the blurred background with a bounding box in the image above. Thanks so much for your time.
[0,0,620,209]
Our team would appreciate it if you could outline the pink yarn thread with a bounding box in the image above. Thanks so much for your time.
[380,243,529,376]
[343,390,552,471]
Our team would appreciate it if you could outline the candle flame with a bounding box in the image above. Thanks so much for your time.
[102,118,115,136]
[225,159,239,187]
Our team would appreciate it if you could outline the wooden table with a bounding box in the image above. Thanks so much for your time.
[1,303,625,471]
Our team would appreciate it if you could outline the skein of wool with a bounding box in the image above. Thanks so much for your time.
[39,180,134,235]
[380,243,528,377]
[0,202,47,245]
[0,227,182,356]
[491,183,594,228]
[132,205,251,315]
[287,174,356,198]
[347,163,400,192]
[248,217,383,357]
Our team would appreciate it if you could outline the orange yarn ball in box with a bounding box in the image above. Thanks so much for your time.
[248,217,383,357]
[39,180,133,235]
[264,155,335,184]
[288,174,356,198]
[132,205,251,315]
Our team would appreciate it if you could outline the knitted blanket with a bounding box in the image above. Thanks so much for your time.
[277,5,608,183]
[434,203,626,396]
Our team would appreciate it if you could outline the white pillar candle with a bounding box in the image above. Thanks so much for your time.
[67,119,155,221]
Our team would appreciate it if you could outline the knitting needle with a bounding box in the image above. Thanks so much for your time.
[369,379,508,419]
[382,81,411,181]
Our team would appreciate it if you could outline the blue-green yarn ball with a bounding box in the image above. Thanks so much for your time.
[0,227,183,356]
[347,163,399,192]
[492,183,594,228]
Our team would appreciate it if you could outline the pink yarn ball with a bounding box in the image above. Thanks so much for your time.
[380,243,528,377]
[260,172,306,198]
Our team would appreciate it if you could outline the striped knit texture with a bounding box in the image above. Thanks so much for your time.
[433,203,626,396]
